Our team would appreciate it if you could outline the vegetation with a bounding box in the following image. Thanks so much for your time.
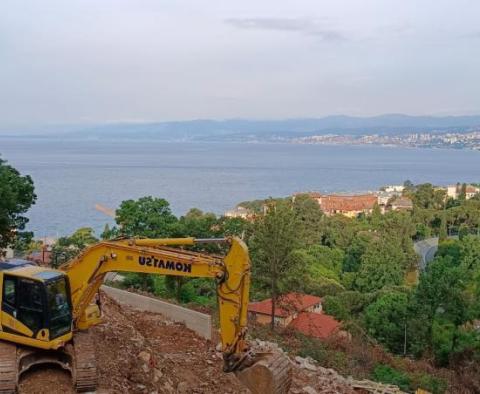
[0,157,36,252]
[11,176,480,391]
[51,227,98,267]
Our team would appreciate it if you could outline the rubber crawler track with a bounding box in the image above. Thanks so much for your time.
[73,332,97,392]
[0,342,17,394]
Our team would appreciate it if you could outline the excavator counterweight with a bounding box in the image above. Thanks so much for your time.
[0,237,291,393]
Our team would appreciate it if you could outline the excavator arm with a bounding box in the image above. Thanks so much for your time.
[59,237,292,394]
[60,237,251,370]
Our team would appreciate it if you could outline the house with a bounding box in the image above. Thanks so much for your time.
[299,192,378,217]
[446,184,480,200]
[447,185,458,199]
[383,185,405,193]
[289,312,340,339]
[26,245,52,266]
[248,293,322,327]
[248,292,342,340]
[0,247,14,261]
[224,206,253,220]
[316,194,378,217]
[376,191,397,206]
[390,196,413,211]
[466,185,480,199]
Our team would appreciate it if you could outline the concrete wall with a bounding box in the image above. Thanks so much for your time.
[102,285,212,340]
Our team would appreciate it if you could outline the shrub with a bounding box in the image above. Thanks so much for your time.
[122,273,155,292]
[372,364,411,391]
[410,372,447,394]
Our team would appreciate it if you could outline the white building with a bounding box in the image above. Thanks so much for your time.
[0,247,14,261]
[224,206,252,219]
[447,184,480,200]
[383,185,405,193]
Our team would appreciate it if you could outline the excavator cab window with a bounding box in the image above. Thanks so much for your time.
[2,276,17,317]
[18,279,45,334]
[1,275,45,336]
[46,276,72,339]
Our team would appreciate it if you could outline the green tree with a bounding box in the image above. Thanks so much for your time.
[249,199,304,330]
[289,246,345,296]
[343,231,374,273]
[292,194,324,245]
[439,212,448,240]
[51,227,98,267]
[365,292,409,354]
[115,196,178,238]
[411,183,445,210]
[459,183,467,201]
[0,157,36,251]
[354,236,406,292]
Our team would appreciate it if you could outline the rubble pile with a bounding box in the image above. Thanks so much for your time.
[19,294,366,393]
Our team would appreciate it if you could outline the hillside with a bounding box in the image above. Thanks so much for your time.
[19,294,357,394]
[5,114,480,140]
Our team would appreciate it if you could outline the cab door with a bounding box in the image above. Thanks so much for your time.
[17,278,45,336]
[1,275,46,338]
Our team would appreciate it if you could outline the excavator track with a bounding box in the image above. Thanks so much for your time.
[72,331,97,392]
[0,341,17,394]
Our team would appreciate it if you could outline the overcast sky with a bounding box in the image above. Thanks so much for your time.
[1,0,479,129]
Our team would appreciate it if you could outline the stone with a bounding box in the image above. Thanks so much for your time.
[177,381,189,393]
[153,368,163,383]
[138,351,151,364]
[302,386,318,394]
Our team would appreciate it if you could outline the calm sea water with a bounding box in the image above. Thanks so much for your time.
[1,137,479,237]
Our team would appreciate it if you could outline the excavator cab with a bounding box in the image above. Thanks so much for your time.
[0,260,73,348]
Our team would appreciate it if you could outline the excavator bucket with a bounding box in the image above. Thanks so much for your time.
[235,352,292,394]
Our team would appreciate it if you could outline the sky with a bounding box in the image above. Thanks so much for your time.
[1,0,479,129]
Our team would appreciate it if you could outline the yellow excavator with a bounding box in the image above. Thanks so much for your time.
[0,237,291,393]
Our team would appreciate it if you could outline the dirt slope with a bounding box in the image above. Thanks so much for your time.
[19,294,354,393]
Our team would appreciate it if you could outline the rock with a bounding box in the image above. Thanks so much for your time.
[216,343,222,351]
[302,386,318,394]
[303,361,317,371]
[163,381,174,393]
[177,381,189,393]
[294,356,317,371]
[153,368,163,383]
[294,356,304,364]
[206,360,214,365]
[138,351,151,364]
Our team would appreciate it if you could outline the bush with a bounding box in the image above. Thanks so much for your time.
[297,337,328,363]
[122,273,155,292]
[410,372,447,394]
[372,364,411,391]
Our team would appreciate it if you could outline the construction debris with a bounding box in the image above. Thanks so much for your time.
[17,293,402,394]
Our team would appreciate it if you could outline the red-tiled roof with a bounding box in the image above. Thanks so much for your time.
[319,194,377,213]
[289,312,340,339]
[26,248,52,265]
[466,185,479,193]
[391,197,413,208]
[302,192,323,199]
[248,293,322,317]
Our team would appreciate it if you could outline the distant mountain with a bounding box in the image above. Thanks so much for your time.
[7,114,480,141]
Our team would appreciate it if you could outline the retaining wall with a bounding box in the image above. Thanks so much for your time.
[101,285,212,340]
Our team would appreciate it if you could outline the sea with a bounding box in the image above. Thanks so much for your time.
[1,136,479,238]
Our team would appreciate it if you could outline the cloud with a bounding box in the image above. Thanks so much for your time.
[225,17,345,41]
